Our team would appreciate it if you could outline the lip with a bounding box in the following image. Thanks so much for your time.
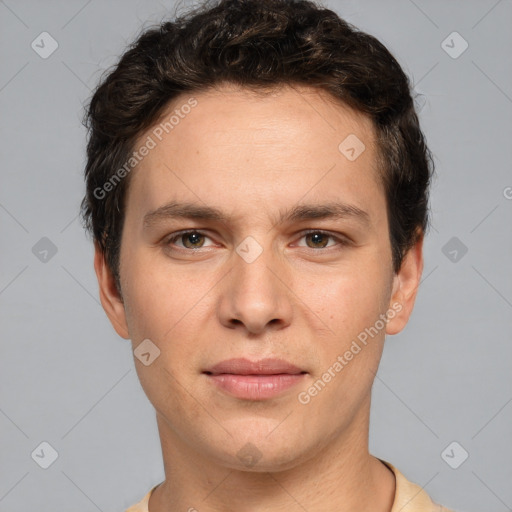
[206,357,304,375]
[203,358,307,400]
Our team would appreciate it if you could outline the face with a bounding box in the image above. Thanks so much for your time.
[95,83,423,472]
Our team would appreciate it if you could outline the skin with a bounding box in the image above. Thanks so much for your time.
[94,83,424,512]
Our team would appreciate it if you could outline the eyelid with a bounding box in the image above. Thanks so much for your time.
[164,229,218,249]
[293,229,352,249]
[164,229,352,251]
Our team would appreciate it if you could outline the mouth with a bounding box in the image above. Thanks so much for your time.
[203,358,307,400]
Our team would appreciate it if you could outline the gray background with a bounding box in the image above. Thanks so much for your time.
[1,0,511,511]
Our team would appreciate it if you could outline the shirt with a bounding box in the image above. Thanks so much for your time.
[125,458,456,512]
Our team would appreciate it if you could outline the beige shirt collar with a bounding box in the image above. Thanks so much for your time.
[125,458,455,512]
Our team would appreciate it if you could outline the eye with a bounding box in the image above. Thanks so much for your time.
[296,230,350,249]
[163,229,351,253]
[165,230,214,249]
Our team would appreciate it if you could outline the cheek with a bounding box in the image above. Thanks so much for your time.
[121,250,216,366]
[121,247,186,336]
[298,268,391,418]
[299,261,391,341]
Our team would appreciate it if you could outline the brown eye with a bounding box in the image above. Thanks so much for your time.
[166,231,211,250]
[180,232,205,248]
[304,232,332,249]
[295,230,351,251]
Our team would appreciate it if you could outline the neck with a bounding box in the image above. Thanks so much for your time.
[149,397,395,512]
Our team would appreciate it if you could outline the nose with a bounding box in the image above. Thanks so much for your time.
[217,242,294,335]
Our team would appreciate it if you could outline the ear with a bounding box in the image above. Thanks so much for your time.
[386,230,424,336]
[93,241,130,339]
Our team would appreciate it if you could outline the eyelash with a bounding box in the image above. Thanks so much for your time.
[163,229,351,252]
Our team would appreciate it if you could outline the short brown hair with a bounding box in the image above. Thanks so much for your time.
[80,0,434,293]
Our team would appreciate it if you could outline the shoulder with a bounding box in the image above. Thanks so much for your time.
[379,459,457,512]
[125,484,159,512]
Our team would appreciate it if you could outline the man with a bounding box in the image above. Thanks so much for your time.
[81,0,457,510]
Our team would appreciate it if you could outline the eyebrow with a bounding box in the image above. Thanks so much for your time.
[142,200,371,229]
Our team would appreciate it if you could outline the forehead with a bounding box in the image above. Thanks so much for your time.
[125,83,383,227]
[150,83,377,151]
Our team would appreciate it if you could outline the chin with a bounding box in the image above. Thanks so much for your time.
[206,423,313,473]
[219,446,310,474]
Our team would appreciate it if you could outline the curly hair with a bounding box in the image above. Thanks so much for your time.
[80,0,434,294]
